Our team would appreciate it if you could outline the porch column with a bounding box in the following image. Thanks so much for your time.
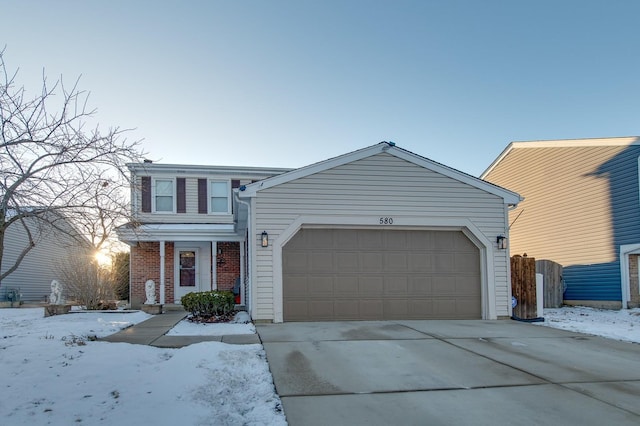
[212,241,218,290]
[159,240,165,304]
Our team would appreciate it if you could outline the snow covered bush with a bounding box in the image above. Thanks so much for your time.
[181,290,234,317]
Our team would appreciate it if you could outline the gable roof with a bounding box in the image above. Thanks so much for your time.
[238,141,522,205]
[481,136,640,179]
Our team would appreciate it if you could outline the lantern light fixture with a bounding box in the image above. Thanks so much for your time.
[497,235,508,250]
[261,231,269,247]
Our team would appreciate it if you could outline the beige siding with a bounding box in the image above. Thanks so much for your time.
[133,176,255,224]
[252,153,510,320]
[485,146,623,266]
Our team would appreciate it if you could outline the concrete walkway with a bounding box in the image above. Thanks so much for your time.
[258,320,640,426]
[102,310,260,348]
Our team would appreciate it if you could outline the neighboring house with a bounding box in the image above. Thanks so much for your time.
[118,142,521,321]
[481,137,640,309]
[1,212,92,303]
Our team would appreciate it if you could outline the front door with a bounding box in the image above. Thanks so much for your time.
[175,249,199,303]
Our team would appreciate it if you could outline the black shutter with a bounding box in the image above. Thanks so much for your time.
[177,178,186,213]
[232,179,240,189]
[141,176,151,213]
[198,179,208,214]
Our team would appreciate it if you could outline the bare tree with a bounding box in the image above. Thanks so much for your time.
[0,48,145,287]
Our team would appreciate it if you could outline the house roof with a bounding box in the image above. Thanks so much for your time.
[126,162,292,178]
[238,141,522,205]
[481,136,640,179]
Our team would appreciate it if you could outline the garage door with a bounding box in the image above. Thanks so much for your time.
[283,229,481,321]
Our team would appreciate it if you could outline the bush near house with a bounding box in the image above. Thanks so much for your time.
[181,291,234,318]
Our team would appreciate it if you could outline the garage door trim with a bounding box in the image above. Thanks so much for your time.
[269,215,495,322]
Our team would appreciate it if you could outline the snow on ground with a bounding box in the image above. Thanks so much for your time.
[0,308,286,426]
[537,306,640,343]
[167,319,256,336]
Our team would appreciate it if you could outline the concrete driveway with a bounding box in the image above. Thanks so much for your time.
[257,320,640,426]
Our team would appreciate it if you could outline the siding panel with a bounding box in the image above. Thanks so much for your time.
[484,142,640,301]
[252,153,511,320]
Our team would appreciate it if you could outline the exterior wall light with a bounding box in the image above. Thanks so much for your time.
[497,235,508,250]
[261,231,269,247]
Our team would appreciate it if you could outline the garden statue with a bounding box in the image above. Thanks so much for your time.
[144,279,156,305]
[49,280,63,305]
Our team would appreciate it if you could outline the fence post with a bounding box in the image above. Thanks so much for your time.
[511,254,537,319]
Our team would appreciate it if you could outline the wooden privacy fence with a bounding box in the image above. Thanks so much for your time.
[536,259,564,308]
[511,255,537,319]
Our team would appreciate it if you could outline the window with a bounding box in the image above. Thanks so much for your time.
[154,178,175,212]
[209,180,230,213]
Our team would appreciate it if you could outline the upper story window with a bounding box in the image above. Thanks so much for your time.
[209,180,230,214]
[153,178,175,213]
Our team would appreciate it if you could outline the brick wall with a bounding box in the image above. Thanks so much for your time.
[130,242,175,307]
[216,242,241,292]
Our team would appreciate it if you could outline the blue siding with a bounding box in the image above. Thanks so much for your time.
[564,144,640,301]
[563,263,621,301]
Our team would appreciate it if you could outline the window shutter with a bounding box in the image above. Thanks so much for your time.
[177,178,186,213]
[232,179,240,189]
[141,176,151,213]
[198,179,207,214]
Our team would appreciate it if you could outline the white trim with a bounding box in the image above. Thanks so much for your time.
[482,136,640,178]
[620,243,640,308]
[208,179,232,214]
[117,223,239,243]
[239,142,522,205]
[159,241,165,304]
[174,246,201,302]
[212,242,218,291]
[152,177,176,213]
[268,215,497,323]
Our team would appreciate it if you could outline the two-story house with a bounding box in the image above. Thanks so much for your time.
[118,142,522,322]
[482,137,640,309]
[116,162,291,308]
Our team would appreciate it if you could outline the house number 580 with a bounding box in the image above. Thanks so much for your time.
[379,217,394,225]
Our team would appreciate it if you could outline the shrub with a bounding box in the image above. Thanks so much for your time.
[55,255,114,309]
[181,291,234,317]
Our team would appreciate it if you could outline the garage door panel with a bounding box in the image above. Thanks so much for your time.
[409,276,433,295]
[335,276,359,295]
[456,252,481,273]
[334,300,359,319]
[284,252,308,272]
[360,252,383,271]
[284,276,309,296]
[359,276,384,296]
[408,253,432,271]
[384,276,408,295]
[434,253,455,272]
[359,300,384,319]
[358,231,383,248]
[285,300,309,321]
[283,229,481,321]
[310,251,333,272]
[309,300,334,319]
[385,252,409,270]
[337,252,359,272]
[308,276,334,295]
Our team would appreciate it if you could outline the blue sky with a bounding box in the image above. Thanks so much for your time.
[2,0,639,176]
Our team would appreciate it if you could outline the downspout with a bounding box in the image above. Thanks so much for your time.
[234,190,252,316]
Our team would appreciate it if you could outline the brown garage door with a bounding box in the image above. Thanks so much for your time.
[283,228,481,321]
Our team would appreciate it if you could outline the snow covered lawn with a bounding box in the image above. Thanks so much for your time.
[537,306,640,343]
[0,308,286,425]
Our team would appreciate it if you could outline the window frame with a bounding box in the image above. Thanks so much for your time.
[152,177,176,213]
[208,179,231,214]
